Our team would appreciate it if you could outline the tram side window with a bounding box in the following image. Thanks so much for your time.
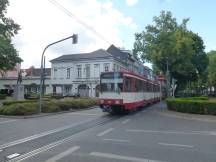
[135,79,142,92]
[146,82,150,92]
[143,81,147,92]
[151,84,153,92]
[125,77,132,92]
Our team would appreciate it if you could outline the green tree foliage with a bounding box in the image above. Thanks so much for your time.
[207,51,216,88]
[0,0,22,72]
[133,11,208,89]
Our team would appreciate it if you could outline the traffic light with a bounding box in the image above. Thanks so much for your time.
[72,34,78,44]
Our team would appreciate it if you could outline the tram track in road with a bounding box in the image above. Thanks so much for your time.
[0,114,124,162]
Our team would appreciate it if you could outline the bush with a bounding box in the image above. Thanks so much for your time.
[51,93,64,99]
[24,93,39,99]
[2,100,36,106]
[176,96,208,101]
[0,98,98,116]
[42,100,61,113]
[0,94,7,99]
[166,98,216,115]
[0,103,37,116]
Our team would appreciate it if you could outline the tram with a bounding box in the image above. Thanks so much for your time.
[99,71,161,114]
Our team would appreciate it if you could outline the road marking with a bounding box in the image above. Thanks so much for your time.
[97,128,114,137]
[103,138,130,143]
[158,142,193,148]
[90,152,165,162]
[0,149,2,152]
[45,146,80,162]
[0,120,17,124]
[0,119,93,150]
[7,153,20,159]
[7,136,81,162]
[121,119,131,124]
[126,129,216,136]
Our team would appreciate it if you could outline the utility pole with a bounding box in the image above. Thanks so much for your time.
[166,57,170,97]
[38,34,78,113]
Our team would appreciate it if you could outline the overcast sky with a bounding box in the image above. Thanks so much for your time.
[7,0,216,68]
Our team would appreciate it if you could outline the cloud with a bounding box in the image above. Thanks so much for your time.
[7,0,137,68]
[125,0,138,6]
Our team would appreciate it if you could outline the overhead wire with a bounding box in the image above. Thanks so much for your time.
[47,0,112,45]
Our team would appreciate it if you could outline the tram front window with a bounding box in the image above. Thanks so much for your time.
[100,72,123,92]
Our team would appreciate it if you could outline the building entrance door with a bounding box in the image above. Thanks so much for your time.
[78,84,89,97]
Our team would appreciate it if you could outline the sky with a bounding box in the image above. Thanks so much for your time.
[6,0,216,68]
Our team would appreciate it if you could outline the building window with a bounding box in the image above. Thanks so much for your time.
[77,65,82,78]
[85,64,90,78]
[53,68,57,78]
[65,86,71,94]
[104,63,110,72]
[113,64,116,71]
[94,64,100,77]
[66,68,70,79]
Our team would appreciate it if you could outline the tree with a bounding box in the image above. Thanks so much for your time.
[207,50,216,93]
[133,11,208,91]
[0,0,22,73]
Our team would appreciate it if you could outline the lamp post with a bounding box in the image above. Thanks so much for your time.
[38,34,78,113]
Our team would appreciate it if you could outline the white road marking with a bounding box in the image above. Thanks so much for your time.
[0,120,17,124]
[97,128,114,137]
[103,138,130,143]
[7,136,81,162]
[158,142,193,148]
[121,119,131,124]
[7,153,20,159]
[0,119,93,150]
[45,146,80,162]
[126,129,216,136]
[90,152,165,162]
[0,149,2,152]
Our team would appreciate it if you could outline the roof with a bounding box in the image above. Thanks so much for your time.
[22,68,51,77]
[50,49,113,62]
[31,68,51,76]
[106,45,128,61]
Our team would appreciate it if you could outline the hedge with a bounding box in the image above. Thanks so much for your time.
[2,98,50,106]
[166,98,216,115]
[0,94,7,99]
[0,98,98,116]
[176,96,208,100]
[0,103,37,116]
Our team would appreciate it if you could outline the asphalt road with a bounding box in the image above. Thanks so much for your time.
[0,103,216,162]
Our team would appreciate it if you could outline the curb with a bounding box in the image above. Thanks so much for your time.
[153,108,216,123]
[0,106,99,119]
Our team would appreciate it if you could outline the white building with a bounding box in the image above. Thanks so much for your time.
[50,47,128,97]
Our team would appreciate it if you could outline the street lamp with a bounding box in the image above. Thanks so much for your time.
[38,34,78,113]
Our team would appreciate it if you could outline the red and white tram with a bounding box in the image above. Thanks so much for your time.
[99,71,161,114]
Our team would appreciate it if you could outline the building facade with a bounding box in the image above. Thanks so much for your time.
[0,67,52,94]
[50,48,128,97]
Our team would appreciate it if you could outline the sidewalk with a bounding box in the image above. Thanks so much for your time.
[152,101,216,123]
